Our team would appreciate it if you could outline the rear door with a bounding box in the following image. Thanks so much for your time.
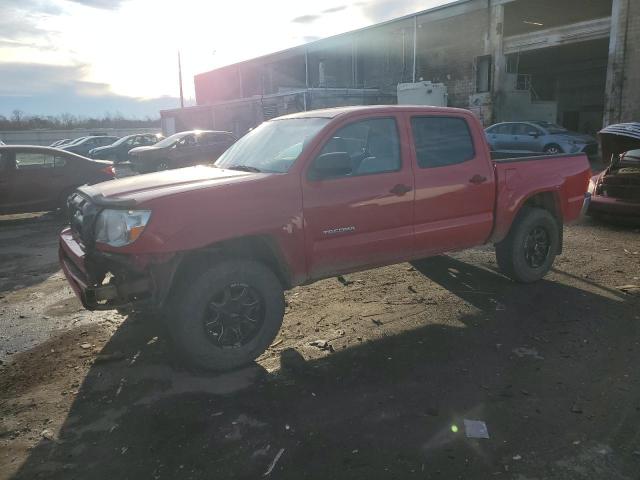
[508,123,543,152]
[409,114,495,256]
[301,115,415,280]
[486,123,514,150]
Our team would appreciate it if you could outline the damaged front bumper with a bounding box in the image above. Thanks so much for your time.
[59,228,177,311]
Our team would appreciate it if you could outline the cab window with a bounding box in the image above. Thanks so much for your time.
[411,116,475,168]
[313,118,401,178]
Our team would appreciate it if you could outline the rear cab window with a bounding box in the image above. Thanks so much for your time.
[410,116,475,168]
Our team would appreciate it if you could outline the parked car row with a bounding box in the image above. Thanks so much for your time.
[2,117,637,224]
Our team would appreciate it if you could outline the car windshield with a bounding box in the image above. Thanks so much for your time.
[531,121,568,134]
[110,135,134,146]
[215,118,330,173]
[152,132,192,148]
[66,137,87,146]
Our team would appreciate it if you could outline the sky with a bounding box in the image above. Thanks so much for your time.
[0,0,454,119]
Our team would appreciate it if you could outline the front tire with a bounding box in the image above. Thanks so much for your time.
[495,207,560,283]
[167,259,284,371]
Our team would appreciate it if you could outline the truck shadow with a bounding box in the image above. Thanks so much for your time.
[9,256,640,479]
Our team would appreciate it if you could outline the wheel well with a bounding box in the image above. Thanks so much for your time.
[171,235,292,292]
[544,143,563,152]
[521,191,563,252]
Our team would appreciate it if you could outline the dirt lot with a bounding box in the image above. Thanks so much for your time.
[0,213,639,479]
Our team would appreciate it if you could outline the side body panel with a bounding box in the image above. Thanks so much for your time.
[491,154,591,243]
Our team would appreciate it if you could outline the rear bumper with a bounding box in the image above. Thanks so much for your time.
[59,228,153,310]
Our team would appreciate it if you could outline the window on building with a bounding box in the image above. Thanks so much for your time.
[315,118,401,177]
[476,55,492,93]
[411,116,475,168]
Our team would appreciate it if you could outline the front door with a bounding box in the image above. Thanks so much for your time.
[409,113,496,256]
[301,115,415,280]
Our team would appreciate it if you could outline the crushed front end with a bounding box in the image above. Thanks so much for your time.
[59,192,178,311]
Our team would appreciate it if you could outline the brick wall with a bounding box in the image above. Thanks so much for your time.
[414,10,490,108]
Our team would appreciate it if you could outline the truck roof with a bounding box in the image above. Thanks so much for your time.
[276,105,472,120]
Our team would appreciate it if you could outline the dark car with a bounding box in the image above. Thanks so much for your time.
[485,121,597,156]
[129,130,236,173]
[587,122,640,222]
[60,136,119,156]
[88,133,162,162]
[0,146,115,215]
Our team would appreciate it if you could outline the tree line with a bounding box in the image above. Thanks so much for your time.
[0,110,160,131]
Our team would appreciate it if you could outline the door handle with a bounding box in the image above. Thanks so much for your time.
[469,175,487,185]
[390,184,412,196]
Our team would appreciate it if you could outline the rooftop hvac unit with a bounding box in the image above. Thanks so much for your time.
[397,82,448,107]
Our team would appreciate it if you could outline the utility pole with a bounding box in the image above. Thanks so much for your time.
[178,51,185,108]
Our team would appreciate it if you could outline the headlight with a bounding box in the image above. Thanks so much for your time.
[95,209,151,247]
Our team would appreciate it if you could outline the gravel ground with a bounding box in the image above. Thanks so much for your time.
[0,213,639,479]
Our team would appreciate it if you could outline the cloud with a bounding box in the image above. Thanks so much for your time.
[292,14,320,24]
[322,6,347,13]
[66,0,128,9]
[0,62,178,117]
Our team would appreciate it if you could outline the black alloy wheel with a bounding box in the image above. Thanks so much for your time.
[523,226,551,268]
[204,283,265,347]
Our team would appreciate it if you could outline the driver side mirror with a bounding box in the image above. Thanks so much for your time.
[309,152,352,180]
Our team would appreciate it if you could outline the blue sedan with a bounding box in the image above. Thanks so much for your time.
[485,121,597,157]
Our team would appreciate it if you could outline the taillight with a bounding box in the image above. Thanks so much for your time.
[101,165,115,177]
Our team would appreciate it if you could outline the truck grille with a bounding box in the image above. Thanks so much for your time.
[67,193,99,247]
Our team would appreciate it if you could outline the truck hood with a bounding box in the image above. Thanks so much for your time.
[79,165,258,206]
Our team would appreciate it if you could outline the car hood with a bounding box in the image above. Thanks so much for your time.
[79,165,260,206]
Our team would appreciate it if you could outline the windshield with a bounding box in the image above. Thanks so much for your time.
[110,135,134,147]
[531,121,568,134]
[215,118,329,173]
[152,132,191,148]
[66,137,87,146]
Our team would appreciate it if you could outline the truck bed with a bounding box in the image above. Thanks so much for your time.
[490,152,591,242]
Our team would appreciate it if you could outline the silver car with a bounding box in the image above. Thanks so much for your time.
[485,121,597,157]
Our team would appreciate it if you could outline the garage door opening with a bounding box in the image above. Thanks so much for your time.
[506,38,609,135]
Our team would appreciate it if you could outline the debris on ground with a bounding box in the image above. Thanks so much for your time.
[463,419,490,439]
[309,339,335,352]
[263,448,285,476]
[512,347,544,360]
[336,275,354,286]
[617,284,640,294]
[94,351,125,364]
[512,454,522,461]
[571,403,584,414]
[41,429,55,441]
[79,343,92,349]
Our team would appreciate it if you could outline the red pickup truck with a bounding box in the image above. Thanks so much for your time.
[59,106,591,370]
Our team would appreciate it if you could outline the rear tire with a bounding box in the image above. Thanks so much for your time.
[543,144,563,155]
[166,259,284,371]
[495,207,560,283]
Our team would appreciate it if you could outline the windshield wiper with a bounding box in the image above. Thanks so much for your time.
[228,165,262,173]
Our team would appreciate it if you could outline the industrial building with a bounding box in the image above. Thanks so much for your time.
[161,0,639,137]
